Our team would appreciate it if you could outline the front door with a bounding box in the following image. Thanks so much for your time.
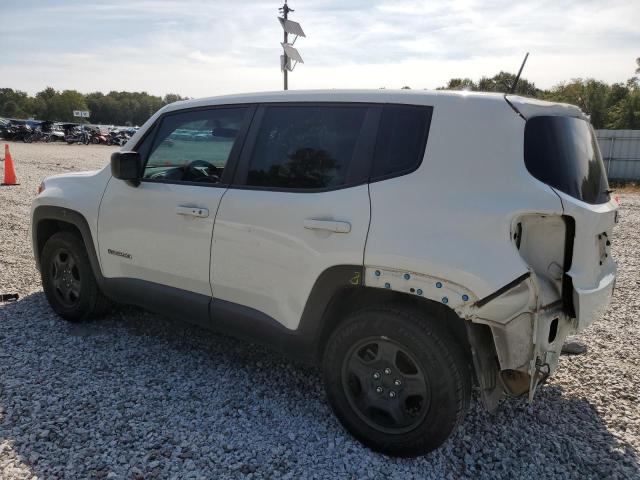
[98,105,252,298]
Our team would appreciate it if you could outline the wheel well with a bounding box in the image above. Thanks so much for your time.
[36,219,82,261]
[317,286,473,366]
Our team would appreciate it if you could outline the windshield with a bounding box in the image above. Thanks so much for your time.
[524,116,610,204]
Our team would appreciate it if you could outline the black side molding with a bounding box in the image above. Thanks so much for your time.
[474,272,531,309]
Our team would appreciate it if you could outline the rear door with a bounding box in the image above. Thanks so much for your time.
[210,103,379,330]
[98,105,253,297]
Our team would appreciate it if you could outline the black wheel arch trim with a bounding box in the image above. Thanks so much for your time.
[32,205,105,288]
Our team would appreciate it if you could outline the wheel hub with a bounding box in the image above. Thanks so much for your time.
[50,249,81,307]
[342,336,430,433]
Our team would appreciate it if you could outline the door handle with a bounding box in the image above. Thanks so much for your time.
[304,219,351,233]
[176,206,209,218]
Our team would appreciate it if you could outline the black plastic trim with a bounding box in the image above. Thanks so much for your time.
[210,264,363,361]
[104,278,211,328]
[562,215,576,317]
[32,206,104,285]
[474,272,531,308]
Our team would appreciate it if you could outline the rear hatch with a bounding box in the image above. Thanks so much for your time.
[512,97,618,329]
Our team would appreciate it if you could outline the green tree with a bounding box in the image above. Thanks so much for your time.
[543,79,609,128]
[0,88,32,118]
[438,78,477,91]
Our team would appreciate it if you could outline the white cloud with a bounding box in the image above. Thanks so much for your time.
[2,0,638,97]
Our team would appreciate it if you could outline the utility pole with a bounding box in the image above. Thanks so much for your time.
[281,2,291,90]
[278,2,305,91]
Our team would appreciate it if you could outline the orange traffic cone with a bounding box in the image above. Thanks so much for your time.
[2,144,19,186]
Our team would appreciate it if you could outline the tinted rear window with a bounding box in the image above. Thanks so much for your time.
[371,105,432,180]
[524,116,609,204]
[247,105,367,189]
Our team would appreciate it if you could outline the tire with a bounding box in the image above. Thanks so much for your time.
[323,305,471,457]
[40,231,110,322]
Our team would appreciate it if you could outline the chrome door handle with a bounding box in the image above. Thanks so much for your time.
[176,206,209,218]
[304,219,351,233]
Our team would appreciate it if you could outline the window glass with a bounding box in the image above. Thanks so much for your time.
[524,116,610,204]
[143,108,247,184]
[371,105,432,180]
[246,106,367,189]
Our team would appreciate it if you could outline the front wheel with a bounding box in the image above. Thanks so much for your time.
[323,305,471,457]
[41,231,110,322]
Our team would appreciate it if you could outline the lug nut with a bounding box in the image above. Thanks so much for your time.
[389,391,396,398]
[384,368,392,375]
[394,379,401,386]
[372,372,381,380]
[376,386,383,394]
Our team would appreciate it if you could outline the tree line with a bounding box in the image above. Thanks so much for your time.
[0,88,187,126]
[1,58,639,128]
[434,70,640,130]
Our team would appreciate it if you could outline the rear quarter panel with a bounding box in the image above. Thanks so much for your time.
[365,95,564,299]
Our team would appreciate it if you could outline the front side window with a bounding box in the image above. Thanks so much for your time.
[246,105,368,189]
[524,116,610,204]
[143,107,247,184]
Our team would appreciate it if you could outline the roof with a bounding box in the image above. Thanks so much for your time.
[161,89,586,120]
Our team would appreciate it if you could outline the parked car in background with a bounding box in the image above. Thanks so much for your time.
[30,89,617,457]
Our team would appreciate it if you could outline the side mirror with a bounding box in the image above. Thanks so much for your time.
[111,151,142,185]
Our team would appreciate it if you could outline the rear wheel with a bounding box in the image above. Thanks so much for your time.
[323,305,471,457]
[41,231,110,322]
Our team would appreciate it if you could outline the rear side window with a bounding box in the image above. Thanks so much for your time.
[524,116,610,204]
[246,105,368,189]
[371,105,432,180]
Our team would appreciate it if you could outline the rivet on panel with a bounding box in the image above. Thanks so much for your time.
[384,283,391,289]
[462,294,469,301]
[375,270,381,277]
[416,289,423,296]
[442,297,449,304]
[403,273,410,280]
[436,282,443,288]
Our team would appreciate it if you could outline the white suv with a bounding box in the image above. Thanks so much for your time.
[31,90,617,456]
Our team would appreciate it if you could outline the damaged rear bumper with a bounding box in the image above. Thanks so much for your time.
[461,265,615,408]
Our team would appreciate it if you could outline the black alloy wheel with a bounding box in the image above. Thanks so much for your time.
[342,336,430,434]
[49,247,82,307]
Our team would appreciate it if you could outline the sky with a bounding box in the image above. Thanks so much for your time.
[2,0,639,98]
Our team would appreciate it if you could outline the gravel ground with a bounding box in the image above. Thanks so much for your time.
[0,140,639,479]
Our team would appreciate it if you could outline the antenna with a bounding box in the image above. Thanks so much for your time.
[510,52,529,94]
